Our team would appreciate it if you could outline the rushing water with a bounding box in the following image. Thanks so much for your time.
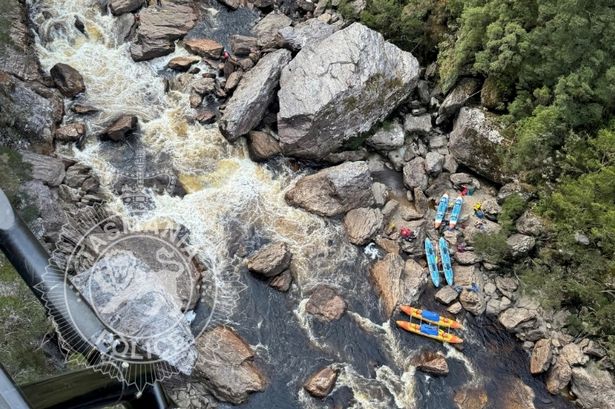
[28,0,573,407]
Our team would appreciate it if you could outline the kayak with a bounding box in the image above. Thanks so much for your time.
[434,193,449,228]
[449,196,464,228]
[400,306,463,329]
[425,238,440,287]
[439,237,454,286]
[396,321,463,344]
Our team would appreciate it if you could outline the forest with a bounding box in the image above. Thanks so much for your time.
[356,0,615,357]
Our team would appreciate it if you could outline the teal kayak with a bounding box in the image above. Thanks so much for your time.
[425,238,440,287]
[449,196,464,228]
[439,237,454,286]
[434,193,449,228]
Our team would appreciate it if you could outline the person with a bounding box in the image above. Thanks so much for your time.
[460,185,468,196]
[400,227,416,241]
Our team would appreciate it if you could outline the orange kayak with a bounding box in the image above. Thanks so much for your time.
[400,305,464,330]
[396,320,463,344]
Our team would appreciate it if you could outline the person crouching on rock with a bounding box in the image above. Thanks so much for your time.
[400,227,416,241]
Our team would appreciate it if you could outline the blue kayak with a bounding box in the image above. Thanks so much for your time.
[425,238,440,287]
[449,196,464,228]
[434,194,449,228]
[439,237,454,286]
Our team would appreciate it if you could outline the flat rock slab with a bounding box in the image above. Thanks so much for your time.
[305,285,347,321]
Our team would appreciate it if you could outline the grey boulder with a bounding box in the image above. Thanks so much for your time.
[20,152,65,186]
[285,161,374,217]
[449,107,510,183]
[366,120,405,151]
[219,49,291,141]
[277,23,419,159]
[277,18,336,51]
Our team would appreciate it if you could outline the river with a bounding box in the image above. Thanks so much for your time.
[28,0,573,407]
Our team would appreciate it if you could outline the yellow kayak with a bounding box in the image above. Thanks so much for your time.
[400,305,464,330]
[396,321,463,344]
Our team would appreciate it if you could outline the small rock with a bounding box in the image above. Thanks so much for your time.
[224,71,243,92]
[371,182,389,206]
[530,339,552,375]
[515,211,545,236]
[450,172,473,186]
[101,115,138,141]
[437,78,480,122]
[252,11,292,49]
[277,18,336,52]
[403,157,428,190]
[435,286,458,305]
[443,155,458,173]
[71,104,98,114]
[109,0,143,16]
[247,242,292,278]
[454,251,481,265]
[404,113,432,136]
[184,38,224,59]
[304,366,338,398]
[459,289,485,315]
[306,285,347,321]
[424,152,444,175]
[366,121,405,151]
[381,199,399,219]
[230,35,258,56]
[370,254,404,317]
[247,130,280,161]
[375,236,399,255]
[167,56,200,71]
[447,302,462,315]
[495,276,518,298]
[55,123,85,142]
[343,207,383,245]
[189,93,202,108]
[269,270,292,292]
[506,234,536,258]
[195,110,216,124]
[400,205,424,221]
[414,351,449,376]
[50,63,85,98]
[574,232,590,246]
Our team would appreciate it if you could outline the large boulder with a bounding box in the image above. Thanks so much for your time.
[285,161,374,217]
[219,49,291,141]
[530,339,552,375]
[304,366,338,398]
[130,3,197,61]
[247,242,291,278]
[570,366,615,409]
[277,23,420,159]
[247,131,281,161]
[515,211,545,236]
[437,78,480,123]
[560,343,588,366]
[277,18,336,51]
[0,72,63,148]
[194,326,267,404]
[343,207,383,245]
[449,107,510,183]
[370,254,429,317]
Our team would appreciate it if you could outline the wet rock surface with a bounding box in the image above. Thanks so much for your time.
[50,63,85,98]
[305,285,347,321]
[303,366,338,398]
[130,3,198,61]
[277,23,419,159]
[101,115,138,142]
[194,326,267,404]
[343,207,383,245]
[247,242,292,278]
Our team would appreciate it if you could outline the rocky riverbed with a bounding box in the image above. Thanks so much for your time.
[0,0,613,408]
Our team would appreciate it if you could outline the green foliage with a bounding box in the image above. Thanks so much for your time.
[473,231,509,264]
[0,255,58,384]
[497,193,526,234]
[360,0,455,61]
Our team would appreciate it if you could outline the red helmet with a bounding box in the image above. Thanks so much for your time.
[400,227,412,238]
